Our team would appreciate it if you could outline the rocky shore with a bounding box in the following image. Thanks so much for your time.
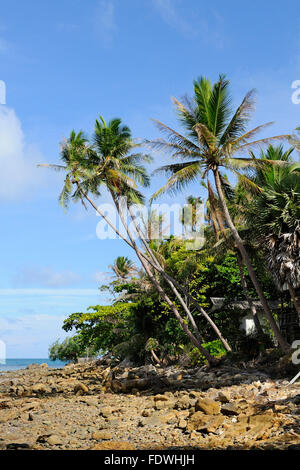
[0,358,299,450]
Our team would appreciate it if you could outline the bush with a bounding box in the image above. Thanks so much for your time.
[189,339,227,365]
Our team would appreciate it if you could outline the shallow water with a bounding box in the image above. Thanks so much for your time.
[0,358,67,372]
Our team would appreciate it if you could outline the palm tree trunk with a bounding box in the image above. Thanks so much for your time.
[236,250,264,335]
[127,205,204,343]
[207,179,227,240]
[150,349,161,365]
[288,283,300,325]
[213,169,290,353]
[111,195,217,365]
[127,204,232,352]
[78,184,226,360]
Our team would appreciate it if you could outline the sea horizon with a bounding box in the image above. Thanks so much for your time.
[0,358,67,372]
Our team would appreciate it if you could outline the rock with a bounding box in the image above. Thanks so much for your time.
[26,363,48,370]
[154,394,170,402]
[195,398,221,415]
[47,435,63,446]
[154,400,175,410]
[139,415,165,427]
[178,419,187,429]
[217,391,231,403]
[246,414,277,440]
[221,403,239,416]
[74,382,89,394]
[92,431,113,440]
[36,434,51,444]
[6,443,31,450]
[99,406,114,418]
[91,441,136,450]
[187,412,224,433]
[31,383,48,394]
[175,396,192,410]
[79,397,98,406]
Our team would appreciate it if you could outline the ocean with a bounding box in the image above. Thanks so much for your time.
[0,358,67,372]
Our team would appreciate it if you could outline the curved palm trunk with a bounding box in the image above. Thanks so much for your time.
[110,194,217,365]
[127,205,232,352]
[287,283,300,325]
[150,349,161,365]
[236,251,264,336]
[213,169,290,353]
[78,184,230,356]
[127,205,203,343]
[207,179,227,240]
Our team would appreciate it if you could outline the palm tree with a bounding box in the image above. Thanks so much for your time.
[244,146,300,321]
[109,256,137,281]
[91,119,232,352]
[39,117,221,363]
[149,74,291,352]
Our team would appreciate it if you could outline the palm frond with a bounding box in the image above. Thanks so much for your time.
[150,161,203,202]
[220,89,256,144]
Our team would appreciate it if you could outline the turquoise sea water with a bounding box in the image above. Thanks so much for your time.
[0,358,67,372]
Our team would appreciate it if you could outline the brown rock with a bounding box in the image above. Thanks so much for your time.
[195,398,221,415]
[91,441,136,450]
[221,403,239,416]
[47,435,63,446]
[187,412,224,433]
[92,431,113,441]
[246,414,277,440]
[31,383,48,394]
[154,400,175,410]
[217,391,231,403]
[74,382,89,394]
[154,394,170,402]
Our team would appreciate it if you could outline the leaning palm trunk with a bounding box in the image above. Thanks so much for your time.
[110,193,217,364]
[77,183,230,356]
[236,251,264,336]
[77,183,215,363]
[127,203,204,345]
[150,349,161,365]
[75,182,226,363]
[127,204,232,352]
[213,169,290,353]
[207,183,264,335]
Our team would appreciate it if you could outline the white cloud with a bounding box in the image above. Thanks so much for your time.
[94,0,116,46]
[0,313,68,358]
[13,267,82,288]
[0,288,100,296]
[152,0,225,48]
[152,0,197,37]
[93,271,110,284]
[0,106,45,200]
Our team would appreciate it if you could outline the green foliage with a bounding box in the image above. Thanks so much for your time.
[48,336,90,363]
[56,230,287,365]
[62,303,135,356]
[189,340,227,365]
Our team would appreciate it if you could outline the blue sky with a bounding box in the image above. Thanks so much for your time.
[1,0,300,357]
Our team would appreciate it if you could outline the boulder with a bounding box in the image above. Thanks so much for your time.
[187,412,224,433]
[195,398,221,415]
